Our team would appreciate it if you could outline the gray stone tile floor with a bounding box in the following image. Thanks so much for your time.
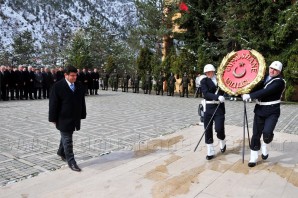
[0,90,297,186]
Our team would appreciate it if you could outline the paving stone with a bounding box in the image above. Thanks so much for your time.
[0,90,297,187]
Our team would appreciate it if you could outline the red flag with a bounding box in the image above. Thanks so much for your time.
[179,1,189,12]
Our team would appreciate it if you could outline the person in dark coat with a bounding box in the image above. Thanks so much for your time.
[49,65,86,172]
[92,68,100,95]
[242,61,286,167]
[6,66,16,100]
[27,66,36,100]
[201,64,226,160]
[15,65,25,100]
[87,69,93,95]
[42,67,52,99]
[0,66,9,101]
[34,68,43,99]
[22,66,30,100]
[0,66,2,100]
[82,68,89,95]
[56,67,64,82]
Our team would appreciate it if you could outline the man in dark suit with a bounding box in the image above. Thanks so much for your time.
[49,65,87,172]
[201,64,226,160]
[242,61,286,167]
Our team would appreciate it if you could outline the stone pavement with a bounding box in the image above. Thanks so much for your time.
[0,90,297,192]
[1,124,298,198]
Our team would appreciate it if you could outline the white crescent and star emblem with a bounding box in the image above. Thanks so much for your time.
[233,62,246,78]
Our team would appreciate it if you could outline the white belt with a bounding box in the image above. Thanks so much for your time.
[205,101,220,104]
[256,99,281,105]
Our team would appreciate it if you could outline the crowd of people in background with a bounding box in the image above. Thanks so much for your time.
[1,64,210,102]
[0,65,101,101]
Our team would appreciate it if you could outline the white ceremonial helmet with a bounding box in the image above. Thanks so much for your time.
[203,64,216,73]
[269,61,283,71]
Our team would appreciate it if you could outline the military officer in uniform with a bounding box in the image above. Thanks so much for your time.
[144,71,152,94]
[111,69,119,91]
[167,72,176,96]
[201,64,226,160]
[242,61,286,167]
[132,71,140,93]
[180,72,190,97]
[101,69,109,90]
[121,70,130,92]
[156,71,165,95]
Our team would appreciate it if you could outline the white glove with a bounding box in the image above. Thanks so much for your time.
[218,96,225,103]
[242,94,251,101]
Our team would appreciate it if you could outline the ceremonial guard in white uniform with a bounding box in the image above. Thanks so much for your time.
[242,61,286,167]
[200,64,226,160]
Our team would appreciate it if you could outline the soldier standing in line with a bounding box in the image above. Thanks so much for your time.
[111,69,119,91]
[167,72,176,96]
[121,70,130,92]
[180,72,190,98]
[101,69,109,90]
[143,71,152,94]
[156,71,165,95]
[132,71,140,93]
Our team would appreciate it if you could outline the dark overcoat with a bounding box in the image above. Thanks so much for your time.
[201,77,225,115]
[49,79,86,132]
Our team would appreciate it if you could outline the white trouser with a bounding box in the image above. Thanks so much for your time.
[219,140,226,149]
[207,144,215,156]
[249,150,258,163]
[262,141,268,156]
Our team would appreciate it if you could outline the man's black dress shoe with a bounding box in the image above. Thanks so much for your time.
[206,155,214,160]
[248,162,256,167]
[261,154,268,160]
[220,145,226,153]
[69,163,81,172]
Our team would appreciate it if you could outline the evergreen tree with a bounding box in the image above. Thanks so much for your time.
[174,0,224,70]
[134,0,166,49]
[105,55,116,74]
[12,30,35,65]
[85,18,136,72]
[136,47,153,80]
[67,30,92,69]
[40,32,60,65]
